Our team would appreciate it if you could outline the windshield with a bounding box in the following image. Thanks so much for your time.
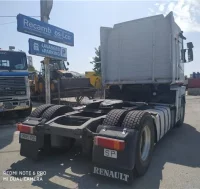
[0,51,27,70]
[58,60,66,70]
[49,59,67,70]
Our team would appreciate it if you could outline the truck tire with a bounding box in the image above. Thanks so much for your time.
[122,110,155,177]
[30,104,54,118]
[41,105,74,121]
[103,109,127,126]
[176,98,185,127]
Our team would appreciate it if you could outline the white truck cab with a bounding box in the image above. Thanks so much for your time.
[100,11,194,126]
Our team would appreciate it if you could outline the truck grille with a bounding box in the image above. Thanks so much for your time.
[0,77,26,96]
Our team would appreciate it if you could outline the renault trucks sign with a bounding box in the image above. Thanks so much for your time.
[17,14,74,46]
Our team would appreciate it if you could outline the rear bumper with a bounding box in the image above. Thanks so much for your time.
[0,99,30,112]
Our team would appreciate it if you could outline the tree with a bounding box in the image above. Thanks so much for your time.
[90,46,101,76]
[28,65,36,72]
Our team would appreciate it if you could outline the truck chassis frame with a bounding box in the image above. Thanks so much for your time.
[17,85,186,183]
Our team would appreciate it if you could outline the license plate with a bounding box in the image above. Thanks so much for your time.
[104,148,117,159]
[20,133,36,142]
[20,103,26,107]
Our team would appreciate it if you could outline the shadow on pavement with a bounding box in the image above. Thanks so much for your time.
[7,123,200,189]
[0,126,16,151]
[0,102,43,150]
[0,109,30,150]
[0,112,22,150]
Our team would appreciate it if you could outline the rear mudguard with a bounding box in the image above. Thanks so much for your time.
[91,163,133,184]
[19,117,47,159]
[19,132,45,160]
[92,125,139,183]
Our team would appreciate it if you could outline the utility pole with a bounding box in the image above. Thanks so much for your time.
[40,0,53,104]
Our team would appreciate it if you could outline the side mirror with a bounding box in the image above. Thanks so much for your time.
[188,49,193,62]
[181,49,186,63]
[187,42,194,62]
[64,62,69,70]
[187,42,194,49]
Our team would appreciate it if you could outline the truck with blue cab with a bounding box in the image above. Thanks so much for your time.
[0,48,32,117]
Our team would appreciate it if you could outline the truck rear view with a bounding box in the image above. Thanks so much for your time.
[16,12,194,184]
[94,11,193,182]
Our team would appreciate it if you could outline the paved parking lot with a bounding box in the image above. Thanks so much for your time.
[0,96,200,189]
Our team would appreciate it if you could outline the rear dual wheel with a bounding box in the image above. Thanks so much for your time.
[30,105,75,157]
[102,109,128,126]
[30,104,54,118]
[122,111,155,177]
[102,109,155,177]
[41,105,74,121]
[41,105,75,153]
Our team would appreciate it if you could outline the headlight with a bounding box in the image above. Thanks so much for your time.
[16,91,26,95]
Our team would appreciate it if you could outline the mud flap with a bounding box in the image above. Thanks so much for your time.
[20,140,39,160]
[92,125,138,184]
[19,133,44,160]
[93,125,138,170]
[91,163,133,184]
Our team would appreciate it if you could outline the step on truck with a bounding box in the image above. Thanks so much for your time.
[0,49,32,117]
[17,12,194,183]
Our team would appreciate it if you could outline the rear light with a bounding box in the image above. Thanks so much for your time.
[16,123,34,134]
[94,136,125,151]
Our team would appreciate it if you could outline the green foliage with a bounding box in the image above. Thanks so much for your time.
[90,46,101,76]
[28,65,36,72]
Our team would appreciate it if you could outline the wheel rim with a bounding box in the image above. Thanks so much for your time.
[139,125,151,161]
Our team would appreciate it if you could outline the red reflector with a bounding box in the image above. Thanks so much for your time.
[94,136,125,151]
[16,123,34,134]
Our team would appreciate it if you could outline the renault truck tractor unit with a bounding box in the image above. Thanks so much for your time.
[17,12,194,183]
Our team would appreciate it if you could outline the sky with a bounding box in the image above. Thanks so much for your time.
[0,0,199,76]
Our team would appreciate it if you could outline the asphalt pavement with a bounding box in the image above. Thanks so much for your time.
[0,96,200,189]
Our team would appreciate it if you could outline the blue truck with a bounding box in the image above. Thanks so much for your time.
[0,49,32,117]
